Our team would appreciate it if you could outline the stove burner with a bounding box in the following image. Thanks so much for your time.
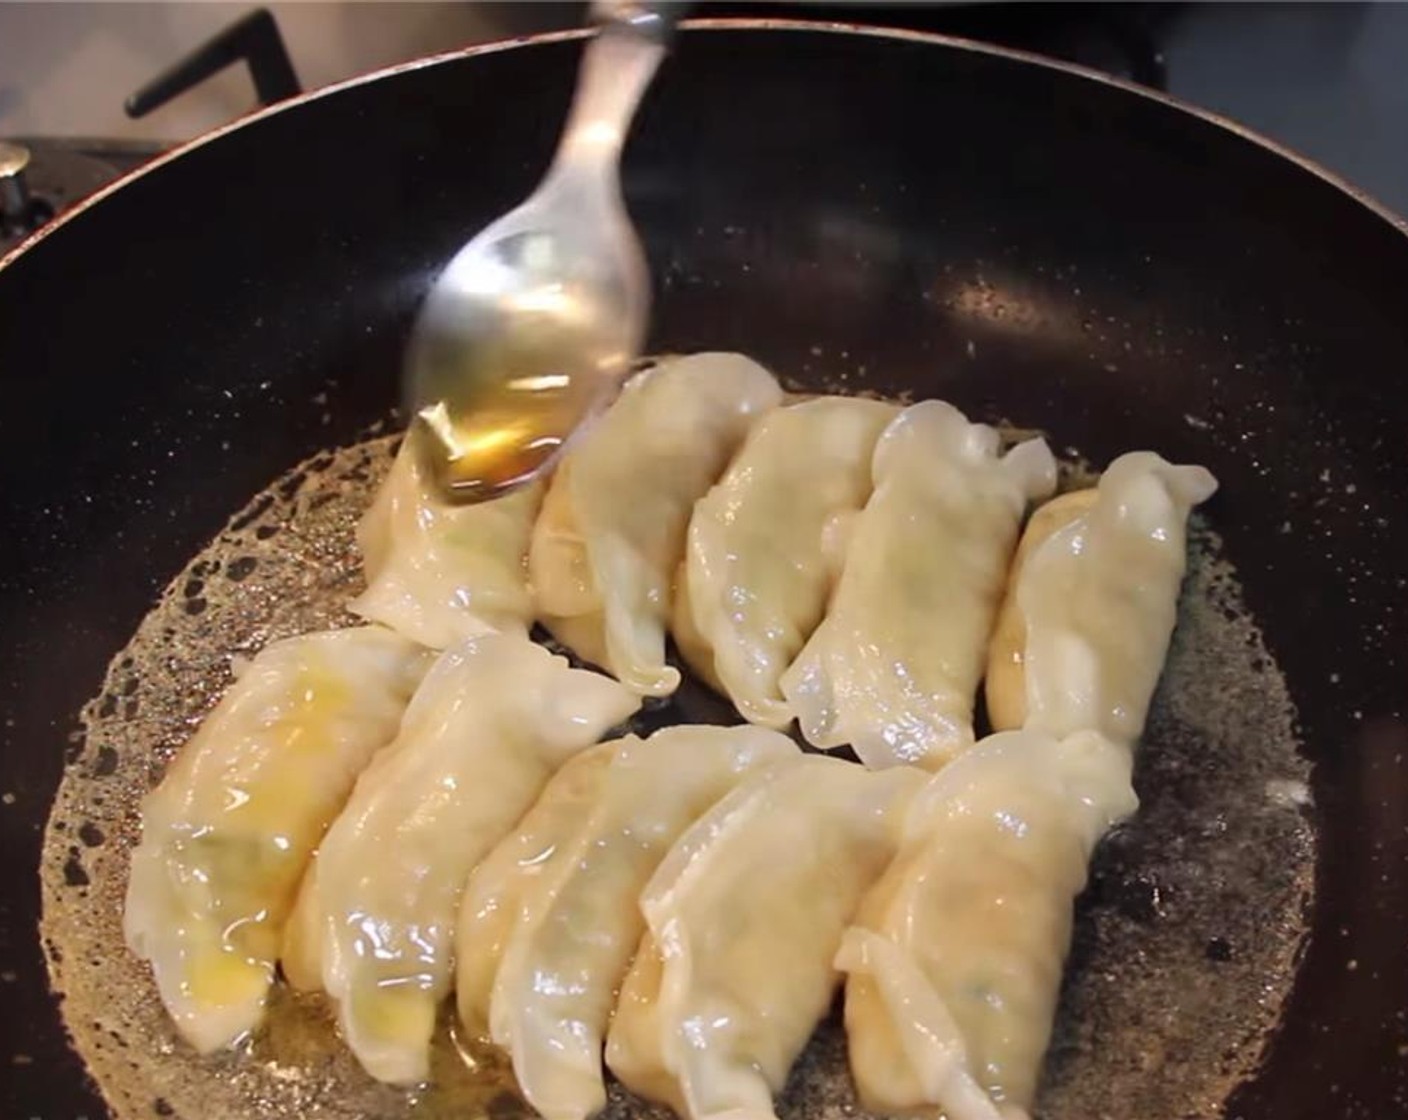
[0,138,165,257]
[1,7,299,259]
[0,142,52,247]
[0,142,57,249]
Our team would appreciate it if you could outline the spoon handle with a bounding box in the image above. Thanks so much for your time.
[552,3,681,171]
[590,0,686,44]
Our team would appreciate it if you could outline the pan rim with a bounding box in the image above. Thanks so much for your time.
[2,17,1406,274]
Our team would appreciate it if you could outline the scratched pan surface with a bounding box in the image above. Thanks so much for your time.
[1,21,1406,1120]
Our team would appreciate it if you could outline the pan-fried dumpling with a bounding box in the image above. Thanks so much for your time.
[984,491,1096,735]
[673,396,899,726]
[123,626,430,1053]
[450,743,619,1038]
[605,754,924,1120]
[459,723,800,1120]
[781,401,1056,770]
[349,432,543,648]
[530,353,783,696]
[837,729,1137,1119]
[282,634,638,1085]
[985,452,1218,745]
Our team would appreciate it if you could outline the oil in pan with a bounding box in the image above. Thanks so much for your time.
[40,428,1314,1120]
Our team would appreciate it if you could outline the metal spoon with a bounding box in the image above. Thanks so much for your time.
[403,1,679,502]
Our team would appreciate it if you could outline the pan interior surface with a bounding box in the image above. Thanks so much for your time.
[3,20,1407,1120]
[42,427,1311,1120]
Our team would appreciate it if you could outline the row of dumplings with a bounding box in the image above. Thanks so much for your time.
[359,351,1216,764]
[124,630,1130,1120]
[124,351,1218,1120]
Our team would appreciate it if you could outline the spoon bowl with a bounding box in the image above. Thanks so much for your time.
[404,8,672,502]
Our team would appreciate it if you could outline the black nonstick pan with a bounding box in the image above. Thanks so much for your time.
[2,21,1406,1120]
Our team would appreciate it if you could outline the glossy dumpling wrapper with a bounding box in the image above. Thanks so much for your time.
[983,490,1096,736]
[530,353,783,697]
[985,451,1218,745]
[605,754,925,1120]
[459,723,801,1120]
[349,433,543,648]
[673,396,900,727]
[281,634,639,1085]
[452,743,619,1037]
[781,401,1056,770]
[123,626,430,1053]
[837,729,1137,1119]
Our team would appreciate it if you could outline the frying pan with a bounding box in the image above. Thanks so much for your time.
[2,21,1406,1120]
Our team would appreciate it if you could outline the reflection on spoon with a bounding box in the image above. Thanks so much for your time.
[404,3,680,503]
